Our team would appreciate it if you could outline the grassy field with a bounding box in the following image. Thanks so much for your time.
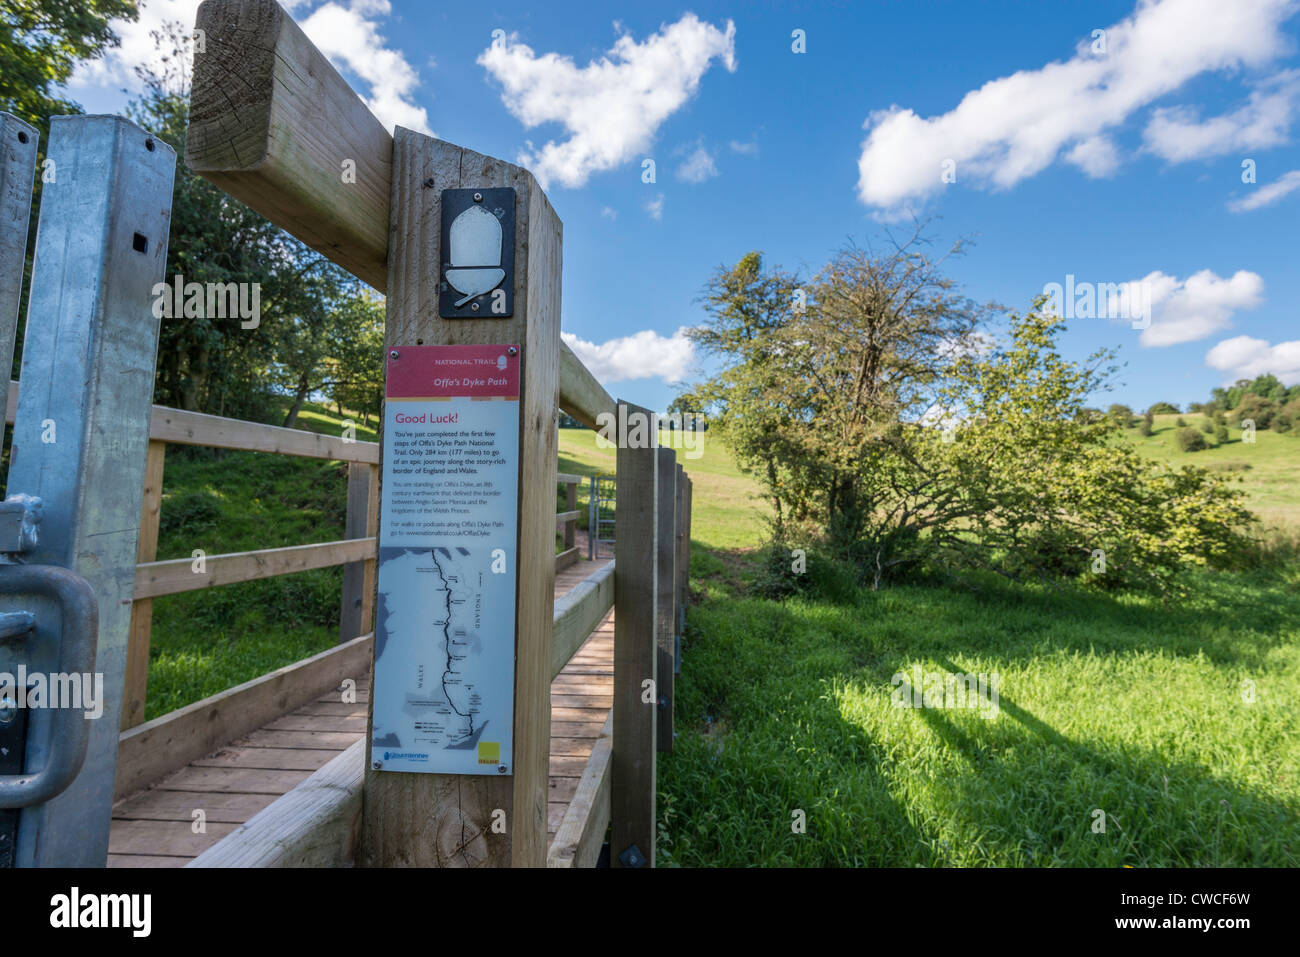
[656,417,1300,867]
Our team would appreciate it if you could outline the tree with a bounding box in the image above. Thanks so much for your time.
[1148,401,1179,414]
[1,0,138,132]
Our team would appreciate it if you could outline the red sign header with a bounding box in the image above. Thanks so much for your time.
[386,344,520,399]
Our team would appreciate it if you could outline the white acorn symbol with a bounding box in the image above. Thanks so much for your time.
[446,204,505,307]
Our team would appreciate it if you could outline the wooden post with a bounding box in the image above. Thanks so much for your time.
[674,464,685,671]
[680,476,692,674]
[362,462,378,634]
[612,402,657,867]
[655,448,676,752]
[339,461,372,642]
[564,480,577,551]
[121,440,167,729]
[359,128,562,868]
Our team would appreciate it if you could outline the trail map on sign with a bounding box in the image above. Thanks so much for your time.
[370,345,520,775]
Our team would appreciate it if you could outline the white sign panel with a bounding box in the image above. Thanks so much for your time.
[370,344,520,775]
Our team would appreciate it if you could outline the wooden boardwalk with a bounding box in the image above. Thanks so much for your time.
[107,558,614,867]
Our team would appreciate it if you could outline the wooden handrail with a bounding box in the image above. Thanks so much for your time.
[6,380,379,463]
[551,561,615,680]
[559,342,615,431]
[134,538,377,598]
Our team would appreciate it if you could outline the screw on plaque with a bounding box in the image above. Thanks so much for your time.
[507,347,517,356]
[473,192,483,202]
[390,350,400,360]
[618,844,646,868]
[372,760,382,770]
[657,695,669,711]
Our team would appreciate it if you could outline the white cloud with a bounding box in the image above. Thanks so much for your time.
[1206,335,1300,382]
[1136,269,1265,346]
[562,328,695,384]
[676,143,719,182]
[856,0,1300,213]
[300,1,431,134]
[478,15,737,189]
[1143,70,1300,161]
[600,206,618,220]
[64,0,430,135]
[729,138,759,155]
[1065,135,1122,177]
[645,193,665,220]
[1228,168,1300,210]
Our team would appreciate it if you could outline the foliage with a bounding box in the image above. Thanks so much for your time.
[1148,401,1179,414]
[1175,426,1207,452]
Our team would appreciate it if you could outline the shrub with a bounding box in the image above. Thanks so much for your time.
[1176,417,1187,428]
[1149,401,1179,414]
[1138,418,1152,437]
[1215,424,1230,444]
[1200,418,1214,433]
[1176,427,1207,452]
[1233,394,1278,430]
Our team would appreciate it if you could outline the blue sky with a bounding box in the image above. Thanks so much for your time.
[70,0,1300,415]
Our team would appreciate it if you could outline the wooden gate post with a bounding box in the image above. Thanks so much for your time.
[612,402,658,866]
[121,439,166,729]
[358,128,562,867]
[655,448,676,752]
[339,461,377,642]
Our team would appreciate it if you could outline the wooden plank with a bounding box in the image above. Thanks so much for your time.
[559,340,616,431]
[150,404,379,462]
[188,740,365,867]
[339,462,371,642]
[655,448,677,752]
[121,440,166,730]
[113,789,278,823]
[4,382,382,462]
[134,537,376,598]
[554,546,580,571]
[150,766,312,794]
[548,713,613,868]
[556,472,584,485]
[188,0,391,290]
[551,564,615,680]
[264,714,366,733]
[107,854,189,868]
[230,729,360,751]
[109,819,238,856]
[0,113,38,432]
[555,509,581,526]
[114,635,372,799]
[362,463,379,636]
[192,747,340,771]
[360,127,562,869]
[612,403,658,867]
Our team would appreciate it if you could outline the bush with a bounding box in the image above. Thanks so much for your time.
[1149,401,1180,414]
[1200,418,1214,433]
[751,540,861,605]
[1176,417,1187,428]
[1233,394,1278,430]
[1215,424,1230,444]
[1176,427,1207,452]
[1138,418,1152,437]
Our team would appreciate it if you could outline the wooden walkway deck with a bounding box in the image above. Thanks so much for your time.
[107,557,614,866]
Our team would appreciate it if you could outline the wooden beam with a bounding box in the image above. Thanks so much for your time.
[559,341,615,431]
[150,404,379,462]
[134,537,376,599]
[188,0,391,289]
[612,402,657,867]
[655,448,677,752]
[6,383,381,463]
[121,440,166,730]
[554,546,580,572]
[114,634,373,800]
[555,472,584,485]
[187,739,365,867]
[547,713,613,868]
[360,128,562,868]
[554,509,581,527]
[551,561,614,680]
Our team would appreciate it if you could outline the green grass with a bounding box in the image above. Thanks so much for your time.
[657,422,1300,867]
[1124,413,1300,533]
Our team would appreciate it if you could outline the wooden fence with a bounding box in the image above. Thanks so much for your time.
[0,0,693,868]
